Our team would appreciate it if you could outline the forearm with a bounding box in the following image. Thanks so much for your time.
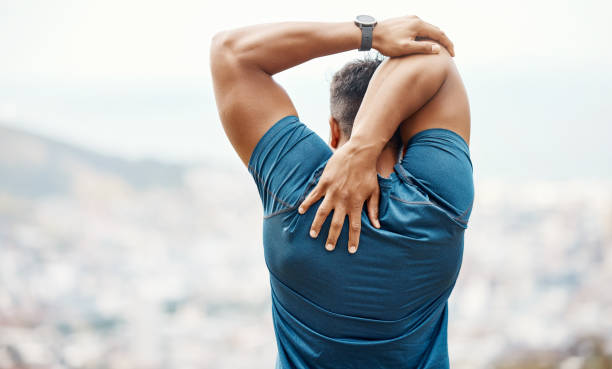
[212,21,361,75]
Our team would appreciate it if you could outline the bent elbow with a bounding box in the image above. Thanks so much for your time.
[210,30,232,58]
[209,30,240,77]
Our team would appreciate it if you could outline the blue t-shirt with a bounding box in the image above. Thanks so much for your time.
[248,115,474,369]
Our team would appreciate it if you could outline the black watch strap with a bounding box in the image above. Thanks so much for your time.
[358,25,374,51]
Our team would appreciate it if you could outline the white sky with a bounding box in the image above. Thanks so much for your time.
[1,0,611,179]
[1,0,609,81]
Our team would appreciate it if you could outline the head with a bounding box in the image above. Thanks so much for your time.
[328,54,400,150]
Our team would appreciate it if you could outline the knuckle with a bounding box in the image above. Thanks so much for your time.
[330,228,340,237]
[338,190,350,200]
[333,217,344,227]
[317,202,331,213]
[313,216,326,227]
[310,190,322,199]
[317,205,330,214]
[313,214,326,225]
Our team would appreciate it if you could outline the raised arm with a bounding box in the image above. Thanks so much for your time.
[350,51,451,155]
[209,16,454,165]
[298,48,454,253]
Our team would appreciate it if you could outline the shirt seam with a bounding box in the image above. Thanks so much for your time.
[393,164,469,229]
[248,165,294,211]
[452,201,472,224]
[388,195,434,206]
[262,164,326,219]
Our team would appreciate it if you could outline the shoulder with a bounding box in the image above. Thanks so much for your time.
[400,128,474,224]
[248,115,332,216]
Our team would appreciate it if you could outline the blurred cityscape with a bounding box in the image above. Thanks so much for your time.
[0,124,611,369]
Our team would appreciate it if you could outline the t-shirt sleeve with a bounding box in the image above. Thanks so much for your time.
[399,128,475,225]
[247,115,332,217]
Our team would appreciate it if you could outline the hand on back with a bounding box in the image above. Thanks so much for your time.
[298,15,454,254]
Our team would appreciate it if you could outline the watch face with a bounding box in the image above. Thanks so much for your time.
[355,14,377,26]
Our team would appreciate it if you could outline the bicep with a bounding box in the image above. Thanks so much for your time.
[210,46,298,165]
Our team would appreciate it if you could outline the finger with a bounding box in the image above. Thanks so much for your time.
[324,208,346,252]
[299,183,325,214]
[347,208,362,254]
[418,20,454,53]
[366,187,381,229]
[416,20,455,56]
[309,198,332,239]
[405,41,441,54]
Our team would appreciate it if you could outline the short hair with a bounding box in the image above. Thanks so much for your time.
[329,54,384,137]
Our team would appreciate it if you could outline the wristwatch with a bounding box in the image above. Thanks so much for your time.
[354,15,377,51]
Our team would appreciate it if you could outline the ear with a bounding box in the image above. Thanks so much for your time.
[328,116,341,149]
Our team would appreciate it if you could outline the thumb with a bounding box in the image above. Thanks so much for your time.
[406,41,441,54]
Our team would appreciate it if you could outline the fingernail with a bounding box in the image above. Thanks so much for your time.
[432,44,440,53]
[349,246,356,254]
[298,207,304,214]
[326,243,334,251]
[375,219,381,228]
[310,229,317,238]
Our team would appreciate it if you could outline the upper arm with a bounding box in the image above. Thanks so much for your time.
[388,51,450,111]
[388,51,473,221]
[394,48,470,146]
[209,31,298,165]
[350,50,451,145]
[372,50,473,222]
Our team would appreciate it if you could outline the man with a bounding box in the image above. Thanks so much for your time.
[210,15,473,369]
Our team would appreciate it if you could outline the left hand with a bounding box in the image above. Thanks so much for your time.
[373,15,455,57]
[298,141,381,254]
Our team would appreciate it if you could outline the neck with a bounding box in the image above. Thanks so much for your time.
[376,144,400,178]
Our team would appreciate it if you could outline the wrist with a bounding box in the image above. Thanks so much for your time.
[370,21,381,51]
[344,136,384,160]
[354,15,378,51]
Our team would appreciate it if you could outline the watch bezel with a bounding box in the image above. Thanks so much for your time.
[354,14,377,27]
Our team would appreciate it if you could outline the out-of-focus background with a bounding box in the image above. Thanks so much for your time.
[1,0,611,368]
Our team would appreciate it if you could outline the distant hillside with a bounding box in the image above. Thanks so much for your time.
[0,124,187,197]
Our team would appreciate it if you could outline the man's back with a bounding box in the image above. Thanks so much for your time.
[210,14,472,368]
[249,116,474,368]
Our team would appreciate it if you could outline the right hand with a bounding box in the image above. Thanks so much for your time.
[298,140,381,255]
[373,15,455,57]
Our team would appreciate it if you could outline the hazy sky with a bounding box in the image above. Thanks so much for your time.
[1,0,611,179]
